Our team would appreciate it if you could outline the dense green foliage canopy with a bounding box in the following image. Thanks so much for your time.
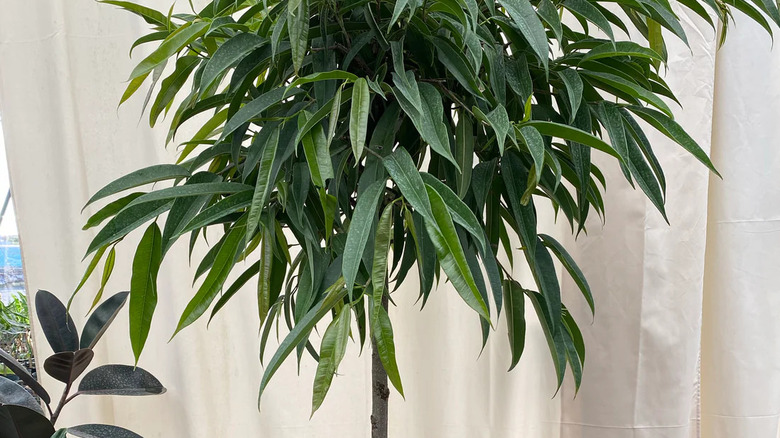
[77,0,775,414]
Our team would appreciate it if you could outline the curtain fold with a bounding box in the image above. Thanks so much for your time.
[0,1,777,437]
[701,14,780,438]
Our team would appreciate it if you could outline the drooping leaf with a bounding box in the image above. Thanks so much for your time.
[173,222,246,336]
[628,106,719,176]
[503,279,526,370]
[371,202,395,305]
[349,78,371,162]
[257,226,275,325]
[525,290,567,388]
[501,152,537,258]
[564,0,615,41]
[517,125,545,185]
[419,173,486,253]
[259,279,346,405]
[342,180,385,298]
[69,246,108,309]
[311,304,352,414]
[498,0,549,70]
[383,148,433,221]
[424,185,489,321]
[288,0,309,73]
[478,104,511,155]
[298,113,334,187]
[129,223,162,363]
[90,246,117,311]
[247,127,280,236]
[392,81,459,167]
[371,304,404,396]
[454,112,474,198]
[557,69,583,123]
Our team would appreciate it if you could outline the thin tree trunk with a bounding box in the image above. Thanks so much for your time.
[371,294,389,438]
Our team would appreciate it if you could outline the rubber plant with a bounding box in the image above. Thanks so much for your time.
[78,0,775,436]
[0,290,166,437]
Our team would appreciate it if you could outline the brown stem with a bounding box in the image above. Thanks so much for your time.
[371,294,390,438]
[49,381,73,426]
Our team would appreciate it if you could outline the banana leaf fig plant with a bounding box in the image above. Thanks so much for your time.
[0,290,165,438]
[78,0,775,435]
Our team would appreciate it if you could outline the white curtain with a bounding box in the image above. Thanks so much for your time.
[0,1,777,437]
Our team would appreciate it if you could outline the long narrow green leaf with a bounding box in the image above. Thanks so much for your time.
[125,182,252,209]
[100,1,168,27]
[564,0,615,41]
[383,148,434,221]
[288,0,309,73]
[129,223,162,364]
[501,151,537,258]
[517,125,545,184]
[372,203,395,304]
[180,191,253,235]
[539,234,594,315]
[342,180,385,298]
[455,112,474,198]
[85,165,190,209]
[259,278,346,405]
[371,304,404,396]
[200,33,267,94]
[498,0,549,70]
[524,121,623,161]
[257,225,275,325]
[86,200,173,256]
[69,246,108,309]
[532,237,562,335]
[525,290,567,388]
[173,222,246,336]
[288,71,359,91]
[129,21,209,81]
[558,69,583,122]
[311,304,352,414]
[349,78,371,162]
[219,87,302,142]
[504,279,526,370]
[628,106,719,176]
[299,113,334,187]
[580,41,664,63]
[247,127,280,235]
[392,81,459,167]
[419,173,486,253]
[91,246,117,312]
[424,185,489,321]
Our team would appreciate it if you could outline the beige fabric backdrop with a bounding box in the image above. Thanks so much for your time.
[0,1,777,437]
